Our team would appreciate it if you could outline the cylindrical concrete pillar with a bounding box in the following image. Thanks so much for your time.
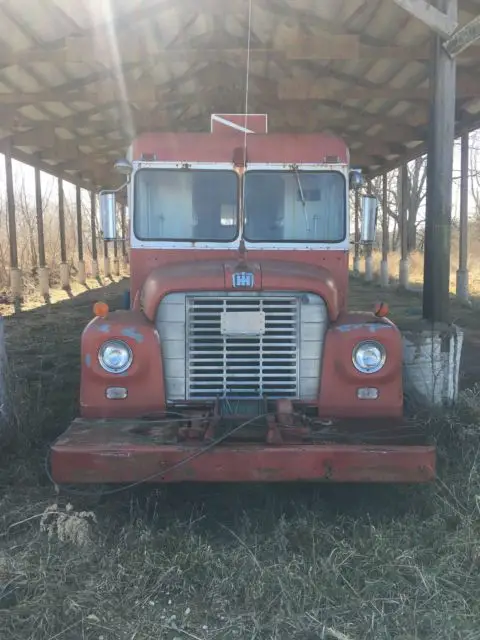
[60,263,70,289]
[353,256,361,276]
[77,260,86,285]
[39,267,50,297]
[380,260,389,287]
[365,255,373,282]
[399,259,409,288]
[10,268,22,299]
[104,256,111,277]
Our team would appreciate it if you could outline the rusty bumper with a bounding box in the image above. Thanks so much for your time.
[50,418,436,484]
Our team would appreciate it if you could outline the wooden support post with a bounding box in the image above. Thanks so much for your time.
[380,172,389,287]
[35,164,49,297]
[103,237,111,278]
[423,0,457,323]
[76,185,86,285]
[399,164,409,288]
[91,191,99,278]
[365,179,373,282]
[353,189,361,275]
[58,178,69,289]
[456,131,469,302]
[112,205,120,276]
[121,204,128,266]
[5,147,22,305]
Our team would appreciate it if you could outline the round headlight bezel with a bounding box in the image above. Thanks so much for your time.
[352,340,386,374]
[98,339,133,374]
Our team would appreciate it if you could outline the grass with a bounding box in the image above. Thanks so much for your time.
[0,279,480,639]
[364,248,480,297]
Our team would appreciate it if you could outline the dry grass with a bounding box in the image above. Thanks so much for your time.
[0,272,126,317]
[358,249,480,296]
[0,280,480,639]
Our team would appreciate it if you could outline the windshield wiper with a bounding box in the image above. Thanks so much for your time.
[294,165,310,232]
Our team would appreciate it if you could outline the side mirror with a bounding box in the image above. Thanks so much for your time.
[114,158,133,176]
[360,194,378,244]
[99,193,117,240]
[349,169,364,190]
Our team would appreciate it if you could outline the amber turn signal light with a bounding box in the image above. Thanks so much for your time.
[374,301,389,318]
[93,301,109,317]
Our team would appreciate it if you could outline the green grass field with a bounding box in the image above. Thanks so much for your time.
[0,278,479,640]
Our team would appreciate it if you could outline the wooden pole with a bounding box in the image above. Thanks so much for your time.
[5,147,21,303]
[35,166,46,269]
[353,189,360,275]
[365,178,373,281]
[121,204,128,265]
[58,178,69,289]
[456,131,469,302]
[423,0,457,323]
[112,206,120,276]
[380,171,389,287]
[35,164,49,297]
[76,185,86,285]
[76,186,83,263]
[103,237,111,278]
[399,164,409,288]
[91,191,98,278]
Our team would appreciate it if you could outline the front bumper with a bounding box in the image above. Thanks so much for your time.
[50,416,436,484]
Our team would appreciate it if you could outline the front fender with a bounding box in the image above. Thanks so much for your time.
[80,311,166,418]
[318,313,403,418]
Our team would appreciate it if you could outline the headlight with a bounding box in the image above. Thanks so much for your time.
[352,340,386,374]
[98,340,133,373]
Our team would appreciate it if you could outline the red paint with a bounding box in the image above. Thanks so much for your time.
[49,127,435,486]
[130,249,349,317]
[80,311,165,418]
[318,313,404,418]
[139,255,341,323]
[50,418,435,484]
[131,132,349,164]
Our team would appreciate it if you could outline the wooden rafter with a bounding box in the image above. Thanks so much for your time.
[0,0,477,184]
[444,14,480,56]
[392,0,458,37]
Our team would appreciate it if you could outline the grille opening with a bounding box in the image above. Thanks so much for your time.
[187,296,299,399]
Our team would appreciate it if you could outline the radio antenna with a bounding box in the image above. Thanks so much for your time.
[240,0,253,253]
[243,0,253,165]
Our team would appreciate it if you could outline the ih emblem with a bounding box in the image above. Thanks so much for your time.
[232,272,254,288]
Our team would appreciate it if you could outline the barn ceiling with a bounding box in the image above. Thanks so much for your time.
[0,0,479,189]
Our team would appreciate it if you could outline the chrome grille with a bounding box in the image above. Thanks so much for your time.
[156,291,328,402]
[186,296,299,399]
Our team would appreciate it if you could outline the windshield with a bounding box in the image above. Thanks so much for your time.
[244,170,346,242]
[134,169,238,241]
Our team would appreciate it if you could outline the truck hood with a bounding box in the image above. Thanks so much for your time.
[139,257,341,322]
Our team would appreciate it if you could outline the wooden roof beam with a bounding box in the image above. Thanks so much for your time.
[363,108,480,177]
[444,14,480,57]
[277,68,480,101]
[2,67,478,109]
[6,147,97,190]
[393,0,458,37]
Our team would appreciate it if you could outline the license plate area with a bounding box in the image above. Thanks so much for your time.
[220,310,266,336]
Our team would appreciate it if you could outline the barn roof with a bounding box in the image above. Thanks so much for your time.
[0,0,479,189]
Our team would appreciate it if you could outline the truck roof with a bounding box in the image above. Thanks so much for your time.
[130,132,349,165]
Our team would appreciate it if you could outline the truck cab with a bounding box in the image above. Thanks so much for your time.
[50,115,435,485]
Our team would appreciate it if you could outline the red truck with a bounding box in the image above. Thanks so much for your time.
[50,114,435,485]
